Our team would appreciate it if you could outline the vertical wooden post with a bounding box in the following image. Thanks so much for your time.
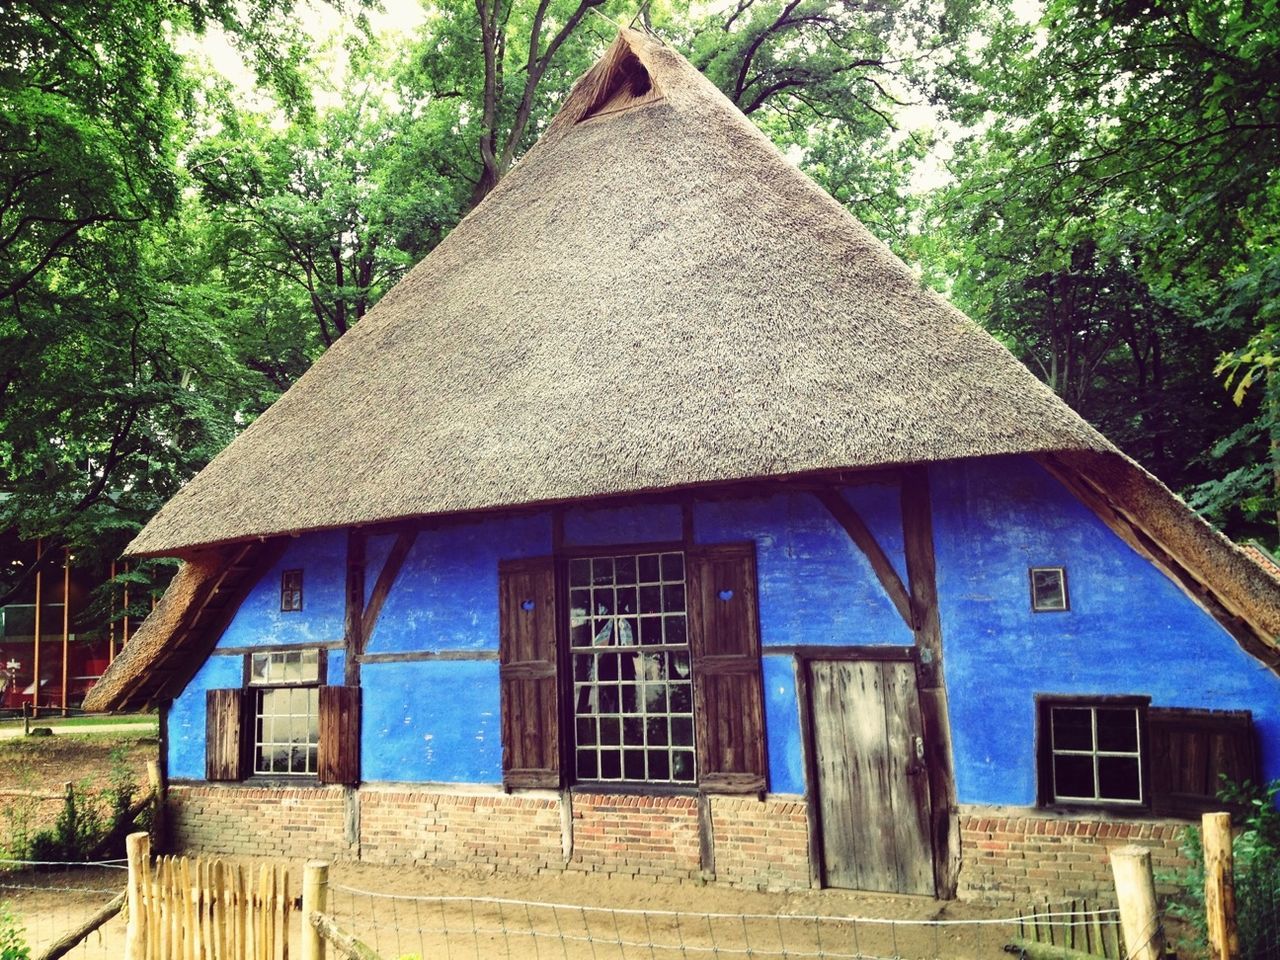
[344,530,366,687]
[61,548,70,715]
[302,861,329,960]
[1203,812,1239,960]
[125,830,151,960]
[32,537,42,718]
[146,758,167,853]
[123,561,131,650]
[1110,845,1164,960]
[109,560,117,664]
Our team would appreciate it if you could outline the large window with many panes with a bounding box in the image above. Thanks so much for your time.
[568,551,696,784]
[249,649,321,776]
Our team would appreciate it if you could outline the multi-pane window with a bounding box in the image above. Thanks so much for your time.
[249,649,320,776]
[1045,702,1143,805]
[568,552,696,784]
[1030,567,1068,611]
[280,569,303,612]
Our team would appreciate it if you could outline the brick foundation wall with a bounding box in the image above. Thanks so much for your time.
[359,788,563,872]
[171,787,1196,902]
[568,793,702,880]
[710,796,810,890]
[957,806,1194,903]
[168,785,811,889]
[169,785,356,860]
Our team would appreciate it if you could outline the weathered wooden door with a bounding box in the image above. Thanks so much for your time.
[806,657,935,894]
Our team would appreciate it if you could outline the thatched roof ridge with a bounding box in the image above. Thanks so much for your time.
[125,29,1110,560]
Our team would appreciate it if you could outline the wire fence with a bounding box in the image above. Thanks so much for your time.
[324,882,1124,960]
[0,860,128,959]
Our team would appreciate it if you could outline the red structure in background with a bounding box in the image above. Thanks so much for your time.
[0,532,146,714]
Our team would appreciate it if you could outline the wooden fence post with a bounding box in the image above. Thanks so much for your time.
[146,758,167,852]
[124,831,150,960]
[1203,812,1240,960]
[1110,844,1164,960]
[303,861,329,960]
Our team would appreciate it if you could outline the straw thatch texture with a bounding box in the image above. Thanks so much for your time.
[87,29,1280,710]
[124,29,1110,560]
[82,552,228,712]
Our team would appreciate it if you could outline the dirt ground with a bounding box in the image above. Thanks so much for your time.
[0,733,156,794]
[0,735,1102,959]
[0,857,1063,960]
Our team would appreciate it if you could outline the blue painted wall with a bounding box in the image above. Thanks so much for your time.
[363,513,551,653]
[764,655,804,794]
[360,660,501,782]
[694,486,913,648]
[217,531,347,647]
[165,458,1280,808]
[933,456,1280,804]
[168,654,244,780]
[564,502,683,546]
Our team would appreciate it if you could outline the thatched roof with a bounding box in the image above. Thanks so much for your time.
[88,30,1280,712]
[126,29,1110,560]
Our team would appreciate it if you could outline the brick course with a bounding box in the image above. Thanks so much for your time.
[710,795,810,890]
[956,806,1194,903]
[168,787,1196,902]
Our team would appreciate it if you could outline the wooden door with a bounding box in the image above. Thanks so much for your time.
[806,658,935,894]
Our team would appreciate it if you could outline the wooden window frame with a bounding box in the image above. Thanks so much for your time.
[1035,694,1150,810]
[243,647,328,781]
[1029,566,1069,612]
[559,545,698,789]
[280,568,304,612]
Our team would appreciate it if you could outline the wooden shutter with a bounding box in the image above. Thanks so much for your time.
[318,685,361,786]
[687,543,767,794]
[205,688,247,782]
[499,557,560,789]
[1149,707,1256,817]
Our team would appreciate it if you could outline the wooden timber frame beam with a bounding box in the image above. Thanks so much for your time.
[814,468,959,898]
[344,531,366,687]
[900,466,960,900]
[346,528,419,685]
[359,530,418,655]
[815,489,914,630]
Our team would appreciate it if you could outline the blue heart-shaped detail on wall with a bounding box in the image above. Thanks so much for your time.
[718,589,734,601]
[521,599,535,611]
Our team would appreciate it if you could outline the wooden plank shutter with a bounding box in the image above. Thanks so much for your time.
[687,543,767,794]
[499,557,560,789]
[205,688,247,782]
[318,685,361,785]
[1149,707,1256,817]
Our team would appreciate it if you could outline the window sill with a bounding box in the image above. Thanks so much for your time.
[570,782,699,798]
[1038,801,1150,817]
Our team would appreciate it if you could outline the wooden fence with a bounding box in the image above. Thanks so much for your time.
[124,834,294,960]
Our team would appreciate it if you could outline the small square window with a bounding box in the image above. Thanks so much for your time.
[1030,567,1068,612]
[281,569,303,612]
[1039,699,1146,806]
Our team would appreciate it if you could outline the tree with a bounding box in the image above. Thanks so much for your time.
[0,0,361,601]
[189,43,468,353]
[923,0,1280,540]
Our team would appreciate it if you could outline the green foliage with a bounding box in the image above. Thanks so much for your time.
[1165,780,1280,958]
[0,905,29,960]
[922,0,1280,541]
[2,761,140,864]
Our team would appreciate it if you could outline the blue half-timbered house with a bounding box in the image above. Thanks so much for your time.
[88,30,1280,902]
